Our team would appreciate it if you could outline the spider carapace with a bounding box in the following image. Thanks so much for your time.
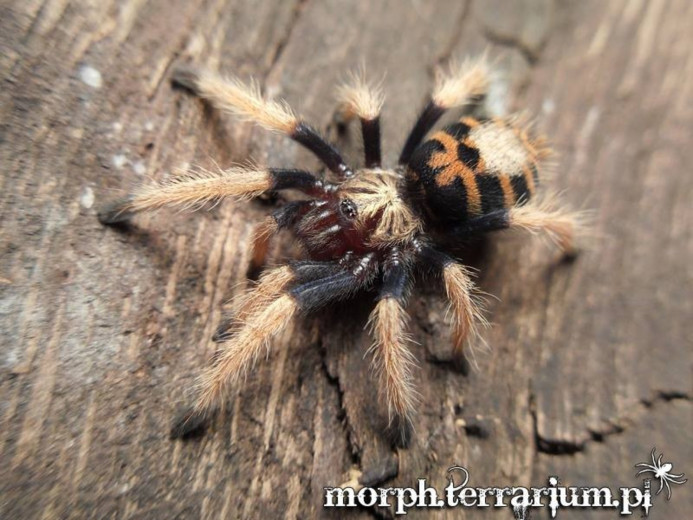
[99,58,581,441]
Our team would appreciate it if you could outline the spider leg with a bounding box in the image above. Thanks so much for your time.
[212,265,296,343]
[247,201,313,280]
[419,246,488,360]
[635,467,655,476]
[214,259,343,343]
[194,292,300,424]
[635,462,656,469]
[449,200,586,257]
[98,167,329,225]
[367,251,418,444]
[656,477,665,496]
[399,56,490,164]
[172,66,352,179]
[336,73,384,167]
[172,254,377,438]
[247,217,279,280]
[289,253,377,311]
[664,480,672,500]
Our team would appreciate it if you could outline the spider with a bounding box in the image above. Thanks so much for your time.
[99,57,582,441]
[635,448,688,499]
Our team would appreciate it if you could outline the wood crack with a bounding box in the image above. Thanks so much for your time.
[530,389,692,457]
[482,28,541,65]
[265,0,309,75]
[431,0,473,70]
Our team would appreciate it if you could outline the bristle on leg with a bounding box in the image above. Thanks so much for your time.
[400,56,491,165]
[172,66,298,134]
[98,166,273,224]
[336,72,384,122]
[337,72,385,167]
[195,294,298,415]
[508,197,589,257]
[171,65,352,178]
[247,216,279,280]
[368,297,418,437]
[442,262,489,360]
[213,266,295,342]
[432,56,491,109]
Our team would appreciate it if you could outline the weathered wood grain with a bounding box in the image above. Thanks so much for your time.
[1,0,691,519]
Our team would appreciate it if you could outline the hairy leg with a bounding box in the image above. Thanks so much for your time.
[399,56,490,165]
[419,246,488,360]
[212,265,296,343]
[172,254,378,438]
[196,293,299,414]
[214,258,343,343]
[98,167,327,225]
[247,217,276,280]
[172,66,353,179]
[246,200,314,279]
[506,202,584,256]
[336,72,384,167]
[367,251,418,444]
[450,199,586,256]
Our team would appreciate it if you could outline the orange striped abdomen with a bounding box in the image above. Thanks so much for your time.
[406,116,546,224]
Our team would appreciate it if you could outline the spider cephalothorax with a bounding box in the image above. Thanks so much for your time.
[99,58,582,441]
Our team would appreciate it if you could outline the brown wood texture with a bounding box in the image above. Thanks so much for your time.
[1,1,691,518]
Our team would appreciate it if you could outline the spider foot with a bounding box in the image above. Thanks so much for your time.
[385,415,413,449]
[212,317,234,343]
[97,196,134,226]
[170,65,202,94]
[170,405,213,440]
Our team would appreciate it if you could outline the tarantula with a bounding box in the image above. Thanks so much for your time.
[99,57,580,440]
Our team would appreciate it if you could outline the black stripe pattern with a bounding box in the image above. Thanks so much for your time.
[405,117,537,225]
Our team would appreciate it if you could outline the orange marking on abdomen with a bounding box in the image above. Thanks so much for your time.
[429,131,482,216]
[460,116,480,128]
[428,132,457,168]
[517,129,539,160]
[522,164,537,195]
[498,174,516,208]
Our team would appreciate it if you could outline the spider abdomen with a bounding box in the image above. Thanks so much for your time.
[406,116,546,224]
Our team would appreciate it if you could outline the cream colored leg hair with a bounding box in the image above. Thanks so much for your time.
[432,55,491,110]
[248,216,279,276]
[196,291,298,414]
[508,197,587,255]
[336,72,384,122]
[172,66,299,135]
[368,297,418,425]
[100,166,273,223]
[442,262,489,356]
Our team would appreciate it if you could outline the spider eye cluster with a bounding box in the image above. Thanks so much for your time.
[339,198,358,220]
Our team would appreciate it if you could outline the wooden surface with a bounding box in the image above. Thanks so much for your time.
[1,0,691,518]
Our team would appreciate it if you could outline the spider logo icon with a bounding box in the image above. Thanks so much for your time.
[635,448,688,500]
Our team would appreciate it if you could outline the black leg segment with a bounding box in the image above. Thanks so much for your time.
[361,117,382,168]
[292,122,353,179]
[399,101,445,165]
[291,253,378,311]
[450,209,511,236]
